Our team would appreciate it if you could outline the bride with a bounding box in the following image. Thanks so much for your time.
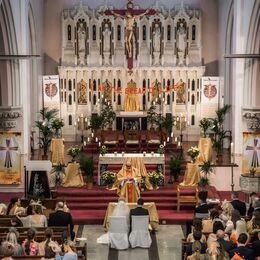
[97,197,130,244]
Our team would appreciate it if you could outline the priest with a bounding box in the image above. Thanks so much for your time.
[113,160,141,203]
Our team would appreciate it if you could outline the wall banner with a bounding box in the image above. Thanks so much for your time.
[43,75,60,111]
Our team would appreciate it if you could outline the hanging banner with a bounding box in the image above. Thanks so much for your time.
[243,132,260,175]
[42,75,60,111]
[201,77,220,118]
[0,132,22,184]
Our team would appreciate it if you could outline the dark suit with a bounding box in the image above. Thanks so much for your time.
[252,240,260,257]
[48,210,75,240]
[194,203,209,214]
[130,206,149,230]
[229,246,255,260]
[217,237,234,253]
[231,199,246,216]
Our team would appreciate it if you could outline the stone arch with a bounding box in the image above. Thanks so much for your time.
[244,0,260,106]
[0,0,19,106]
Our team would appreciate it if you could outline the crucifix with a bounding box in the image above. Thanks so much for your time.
[0,139,18,168]
[105,0,157,72]
[246,138,260,168]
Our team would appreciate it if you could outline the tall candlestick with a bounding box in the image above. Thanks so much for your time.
[231,142,234,163]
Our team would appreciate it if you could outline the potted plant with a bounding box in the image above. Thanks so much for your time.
[100,171,116,189]
[199,160,213,195]
[157,144,165,155]
[88,115,104,133]
[67,146,81,162]
[50,163,66,187]
[147,171,164,189]
[147,104,159,130]
[169,154,182,182]
[100,102,116,130]
[161,115,174,135]
[209,105,231,163]
[100,145,108,156]
[187,146,200,163]
[199,118,212,138]
[35,107,59,160]
[51,118,65,138]
[79,154,94,189]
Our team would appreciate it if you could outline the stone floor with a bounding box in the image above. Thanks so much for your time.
[78,225,184,260]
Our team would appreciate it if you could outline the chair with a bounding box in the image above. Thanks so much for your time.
[129,215,152,248]
[108,216,129,250]
[177,185,198,212]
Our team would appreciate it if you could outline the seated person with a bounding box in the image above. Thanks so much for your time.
[0,203,7,215]
[7,198,25,215]
[216,229,234,253]
[22,228,39,256]
[230,219,250,245]
[229,233,254,260]
[230,191,246,216]
[186,218,207,243]
[113,160,141,203]
[252,231,260,257]
[185,230,207,257]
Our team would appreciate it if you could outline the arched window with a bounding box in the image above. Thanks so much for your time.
[68,80,72,91]
[61,92,63,102]
[64,92,67,102]
[191,94,195,105]
[68,115,72,125]
[117,79,121,88]
[167,25,171,41]
[117,94,121,105]
[93,94,96,105]
[192,25,196,41]
[192,80,195,91]
[93,25,96,41]
[167,94,170,105]
[188,92,190,102]
[69,94,72,105]
[143,25,146,41]
[73,92,75,102]
[68,25,71,41]
[143,79,146,90]
[172,92,174,102]
[93,80,97,91]
[117,25,121,41]
[89,92,91,102]
[191,115,195,125]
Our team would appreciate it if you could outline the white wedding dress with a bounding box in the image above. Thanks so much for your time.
[97,201,130,244]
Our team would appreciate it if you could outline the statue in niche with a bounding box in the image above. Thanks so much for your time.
[77,22,86,52]
[153,23,161,52]
[103,24,111,52]
[175,79,186,104]
[78,79,88,104]
[177,22,187,52]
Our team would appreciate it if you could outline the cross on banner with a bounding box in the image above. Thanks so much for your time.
[104,0,157,72]
[0,139,18,168]
[246,138,260,168]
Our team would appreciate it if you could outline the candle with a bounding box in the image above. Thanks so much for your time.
[231,142,234,163]
[167,137,170,142]
[143,151,146,157]
[98,142,101,147]
[170,132,173,138]
[80,113,83,117]
[178,141,181,147]
[95,137,98,142]
[74,122,77,127]
[77,118,80,122]
[84,117,88,123]
[83,141,86,146]
[175,137,178,142]
[91,132,94,138]
[87,137,90,142]
[163,141,166,146]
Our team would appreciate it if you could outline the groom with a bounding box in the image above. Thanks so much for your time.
[130,198,149,230]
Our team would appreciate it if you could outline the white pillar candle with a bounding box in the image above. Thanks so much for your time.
[170,132,173,138]
[167,137,170,142]
[143,151,146,156]
[87,137,90,142]
[175,137,178,142]
[178,141,181,147]
[98,142,101,147]
[83,141,86,146]
[91,132,94,138]
[163,141,166,146]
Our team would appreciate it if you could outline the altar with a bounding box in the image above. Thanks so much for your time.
[98,153,165,185]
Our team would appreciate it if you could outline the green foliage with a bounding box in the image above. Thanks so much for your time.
[35,107,62,155]
[79,154,94,183]
[100,102,116,129]
[161,114,174,134]
[51,118,65,138]
[100,145,108,156]
[199,160,213,188]
[88,115,104,131]
[199,118,212,137]
[157,144,165,154]
[67,146,81,161]
[198,177,210,188]
[147,171,164,188]
[169,154,182,182]
[147,105,159,127]
[100,171,116,186]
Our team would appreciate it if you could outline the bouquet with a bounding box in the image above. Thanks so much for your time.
[100,145,108,156]
[157,144,165,155]
[148,171,164,188]
[187,146,200,162]
[67,146,81,161]
[100,171,116,187]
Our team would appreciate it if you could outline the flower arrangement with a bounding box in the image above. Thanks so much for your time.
[100,171,116,187]
[157,144,165,155]
[140,177,146,191]
[100,145,108,156]
[187,146,200,163]
[148,171,164,188]
[67,146,81,161]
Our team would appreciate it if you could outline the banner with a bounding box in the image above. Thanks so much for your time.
[0,132,22,184]
[201,77,220,118]
[43,75,60,111]
[242,132,260,174]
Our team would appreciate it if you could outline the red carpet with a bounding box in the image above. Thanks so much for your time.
[57,184,220,225]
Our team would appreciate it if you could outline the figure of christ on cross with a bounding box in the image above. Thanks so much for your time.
[104,0,157,71]
[0,139,18,168]
[246,138,260,168]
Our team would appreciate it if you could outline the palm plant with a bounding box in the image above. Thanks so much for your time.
[100,102,116,129]
[88,115,104,132]
[79,154,94,185]
[169,154,182,182]
[35,108,59,157]
[199,160,213,189]
[51,118,64,138]
[199,118,212,137]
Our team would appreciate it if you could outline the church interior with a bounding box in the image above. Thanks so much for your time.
[0,0,259,259]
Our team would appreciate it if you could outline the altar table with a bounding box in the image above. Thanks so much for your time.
[103,202,159,230]
[98,153,165,185]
